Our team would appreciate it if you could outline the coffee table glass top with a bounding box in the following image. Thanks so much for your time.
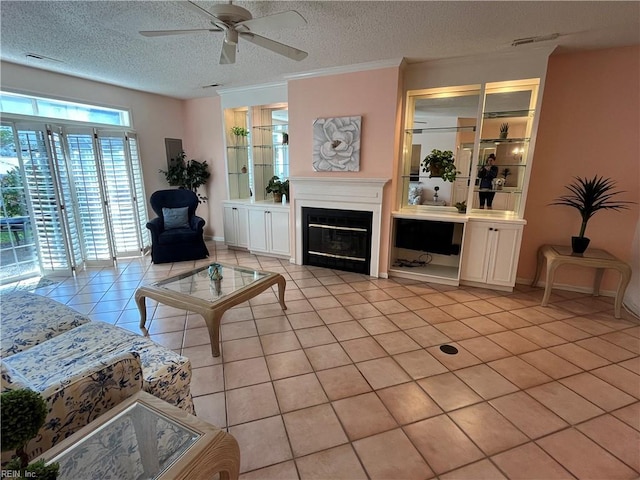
[153,262,271,302]
[49,401,200,480]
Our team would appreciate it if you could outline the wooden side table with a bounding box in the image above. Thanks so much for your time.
[532,244,631,318]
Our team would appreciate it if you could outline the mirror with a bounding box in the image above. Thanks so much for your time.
[402,86,481,209]
[401,80,538,214]
[471,86,535,212]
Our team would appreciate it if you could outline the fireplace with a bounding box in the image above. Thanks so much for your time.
[303,207,372,274]
[291,177,389,277]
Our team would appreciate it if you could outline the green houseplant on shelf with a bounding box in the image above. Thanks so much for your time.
[421,149,459,182]
[230,126,249,146]
[265,175,289,203]
[159,151,211,203]
[499,123,509,139]
[550,175,634,254]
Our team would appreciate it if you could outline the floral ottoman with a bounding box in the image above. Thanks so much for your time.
[0,291,91,357]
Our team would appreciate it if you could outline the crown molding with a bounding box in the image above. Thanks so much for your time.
[283,58,404,81]
[216,81,287,97]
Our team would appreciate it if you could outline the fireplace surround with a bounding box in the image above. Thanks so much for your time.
[291,177,389,277]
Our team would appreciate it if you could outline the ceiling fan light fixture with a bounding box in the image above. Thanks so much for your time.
[225,29,239,46]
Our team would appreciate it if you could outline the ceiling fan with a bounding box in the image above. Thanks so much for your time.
[140,1,308,65]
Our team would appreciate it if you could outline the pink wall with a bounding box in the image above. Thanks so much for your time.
[519,46,640,290]
[183,96,226,238]
[288,67,403,273]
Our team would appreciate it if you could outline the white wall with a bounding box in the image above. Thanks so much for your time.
[0,61,186,221]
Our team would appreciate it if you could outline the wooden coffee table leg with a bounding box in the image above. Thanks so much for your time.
[135,290,148,329]
[204,309,224,357]
[276,275,287,311]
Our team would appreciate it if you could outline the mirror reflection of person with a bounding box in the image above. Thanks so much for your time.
[478,153,498,209]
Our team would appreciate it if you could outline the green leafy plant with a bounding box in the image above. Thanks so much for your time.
[421,149,458,182]
[500,123,509,134]
[550,175,634,238]
[454,201,467,213]
[0,166,26,217]
[159,151,211,203]
[1,388,58,478]
[231,126,249,137]
[5,458,59,480]
[265,175,289,199]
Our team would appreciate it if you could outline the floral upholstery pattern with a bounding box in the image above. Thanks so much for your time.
[53,403,197,479]
[3,321,195,415]
[1,352,143,463]
[0,291,91,357]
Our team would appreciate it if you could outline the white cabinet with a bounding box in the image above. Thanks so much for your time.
[223,202,249,249]
[460,219,523,288]
[248,204,290,257]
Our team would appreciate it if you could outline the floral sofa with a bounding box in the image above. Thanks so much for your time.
[0,291,194,462]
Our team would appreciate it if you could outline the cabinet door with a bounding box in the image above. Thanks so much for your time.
[223,205,237,246]
[269,209,290,256]
[460,222,491,283]
[248,208,268,253]
[487,224,522,286]
[235,205,250,249]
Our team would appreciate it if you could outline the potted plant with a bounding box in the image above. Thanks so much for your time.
[455,201,467,213]
[1,389,59,479]
[231,126,249,146]
[499,123,509,139]
[421,149,459,182]
[159,151,211,203]
[551,175,633,254]
[265,175,289,203]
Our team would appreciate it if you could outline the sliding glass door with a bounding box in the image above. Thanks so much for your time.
[0,121,149,282]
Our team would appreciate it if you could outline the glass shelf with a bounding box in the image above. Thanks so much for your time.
[227,145,249,150]
[483,109,534,119]
[480,137,530,144]
[253,124,288,132]
[406,126,476,134]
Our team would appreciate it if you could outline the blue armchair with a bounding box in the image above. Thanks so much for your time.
[146,189,209,264]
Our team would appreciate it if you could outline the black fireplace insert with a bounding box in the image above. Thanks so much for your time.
[302,207,373,275]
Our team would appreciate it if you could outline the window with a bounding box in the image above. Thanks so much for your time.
[0,91,131,127]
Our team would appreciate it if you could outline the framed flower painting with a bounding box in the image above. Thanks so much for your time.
[312,116,361,172]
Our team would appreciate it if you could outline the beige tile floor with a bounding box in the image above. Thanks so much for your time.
[16,241,640,479]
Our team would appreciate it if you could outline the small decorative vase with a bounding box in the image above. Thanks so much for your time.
[208,263,223,281]
[499,132,508,139]
[571,236,590,255]
[273,193,282,203]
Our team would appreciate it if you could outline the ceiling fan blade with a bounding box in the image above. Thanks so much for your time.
[236,10,306,32]
[184,1,218,21]
[220,40,236,65]
[239,32,307,61]
[140,28,220,37]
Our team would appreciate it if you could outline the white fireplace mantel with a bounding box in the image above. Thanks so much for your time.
[290,177,390,277]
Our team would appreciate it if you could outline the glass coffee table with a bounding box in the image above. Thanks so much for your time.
[135,262,286,356]
[37,391,240,480]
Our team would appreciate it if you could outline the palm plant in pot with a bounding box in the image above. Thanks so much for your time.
[551,175,633,254]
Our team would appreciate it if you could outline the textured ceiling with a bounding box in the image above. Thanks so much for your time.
[1,1,639,99]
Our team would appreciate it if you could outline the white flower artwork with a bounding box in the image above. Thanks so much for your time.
[312,116,361,172]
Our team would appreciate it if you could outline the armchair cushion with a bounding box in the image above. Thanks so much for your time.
[162,206,189,230]
[1,352,143,462]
